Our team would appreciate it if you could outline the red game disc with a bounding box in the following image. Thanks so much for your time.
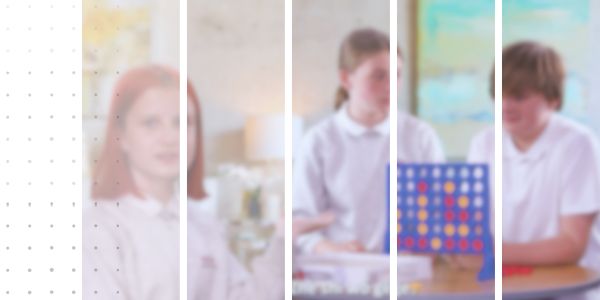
[459,239,469,250]
[418,181,427,193]
[473,239,483,251]
[444,210,454,221]
[444,238,455,250]
[459,210,469,222]
[444,196,454,207]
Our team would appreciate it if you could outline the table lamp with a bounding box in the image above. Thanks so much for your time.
[243,114,303,223]
[244,114,304,161]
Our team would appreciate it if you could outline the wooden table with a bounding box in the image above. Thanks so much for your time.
[400,261,494,300]
[293,260,493,300]
[503,265,600,300]
[294,264,600,299]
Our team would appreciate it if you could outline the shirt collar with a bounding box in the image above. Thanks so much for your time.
[125,191,180,220]
[335,103,390,137]
[503,114,556,161]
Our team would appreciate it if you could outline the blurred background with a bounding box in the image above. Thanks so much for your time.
[504,0,600,136]
[410,0,494,160]
[188,0,284,265]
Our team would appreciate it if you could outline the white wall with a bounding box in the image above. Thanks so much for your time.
[188,0,284,174]
[151,0,179,68]
[398,0,414,113]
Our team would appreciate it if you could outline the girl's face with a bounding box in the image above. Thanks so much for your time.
[341,51,399,114]
[503,91,558,137]
[120,87,180,181]
[187,97,197,170]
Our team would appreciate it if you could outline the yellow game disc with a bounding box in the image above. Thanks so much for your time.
[398,209,402,220]
[418,195,428,207]
[458,195,469,208]
[418,209,428,221]
[418,223,428,235]
[444,181,455,194]
[475,211,483,221]
[475,225,483,235]
[398,223,402,233]
[431,237,442,250]
[444,224,455,236]
[458,224,469,237]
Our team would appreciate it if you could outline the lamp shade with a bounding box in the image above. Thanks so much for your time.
[244,114,303,161]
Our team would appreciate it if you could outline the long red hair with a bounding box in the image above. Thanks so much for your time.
[91,65,206,200]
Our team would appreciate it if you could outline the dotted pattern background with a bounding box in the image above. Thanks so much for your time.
[0,0,82,298]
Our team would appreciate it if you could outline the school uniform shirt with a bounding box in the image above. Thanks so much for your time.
[501,114,600,271]
[83,194,284,300]
[187,202,284,300]
[293,104,445,254]
[83,194,180,300]
[467,126,495,235]
[468,117,600,300]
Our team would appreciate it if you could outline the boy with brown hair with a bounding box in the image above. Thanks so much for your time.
[470,42,600,284]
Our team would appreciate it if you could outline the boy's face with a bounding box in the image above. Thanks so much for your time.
[503,90,559,137]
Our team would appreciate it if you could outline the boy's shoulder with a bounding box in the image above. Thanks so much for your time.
[472,125,495,143]
[397,111,437,136]
[551,114,599,147]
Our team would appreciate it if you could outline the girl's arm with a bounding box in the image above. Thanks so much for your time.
[503,213,596,265]
[292,132,330,253]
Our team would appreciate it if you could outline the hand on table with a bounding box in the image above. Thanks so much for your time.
[292,212,335,242]
[444,254,484,270]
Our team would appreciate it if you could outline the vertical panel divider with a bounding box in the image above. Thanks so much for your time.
[284,0,293,299]
[180,0,188,298]
[390,0,399,299]
[494,0,503,297]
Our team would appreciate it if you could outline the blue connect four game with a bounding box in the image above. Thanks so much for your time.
[394,163,494,281]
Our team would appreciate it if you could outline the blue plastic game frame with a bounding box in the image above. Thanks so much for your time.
[387,162,494,281]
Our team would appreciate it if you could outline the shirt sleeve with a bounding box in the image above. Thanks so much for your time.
[467,129,493,163]
[559,135,600,215]
[419,122,445,162]
[292,131,328,253]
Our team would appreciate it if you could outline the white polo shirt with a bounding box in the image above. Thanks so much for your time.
[83,194,180,300]
[84,194,284,300]
[469,114,600,274]
[293,105,444,254]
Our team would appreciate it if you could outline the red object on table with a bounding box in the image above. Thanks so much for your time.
[293,270,305,280]
[503,264,533,277]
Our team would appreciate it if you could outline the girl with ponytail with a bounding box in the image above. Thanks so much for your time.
[293,28,444,254]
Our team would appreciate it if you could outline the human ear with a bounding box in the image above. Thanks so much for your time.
[339,69,352,91]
